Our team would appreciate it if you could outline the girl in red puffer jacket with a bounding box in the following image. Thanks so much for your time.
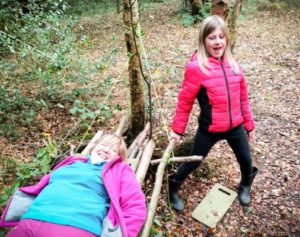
[169,15,258,211]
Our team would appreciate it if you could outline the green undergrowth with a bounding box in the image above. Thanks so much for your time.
[175,1,211,27]
[0,0,122,140]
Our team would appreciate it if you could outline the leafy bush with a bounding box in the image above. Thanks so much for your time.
[69,99,112,121]
[0,0,99,138]
[199,1,211,20]
[180,1,211,27]
[181,12,197,27]
[0,0,69,55]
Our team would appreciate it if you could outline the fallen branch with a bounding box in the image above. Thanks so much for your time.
[115,115,129,136]
[81,130,103,155]
[128,122,150,157]
[150,155,203,165]
[136,139,155,185]
[140,139,176,237]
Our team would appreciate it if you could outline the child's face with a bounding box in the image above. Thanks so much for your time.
[204,27,226,59]
[90,141,119,163]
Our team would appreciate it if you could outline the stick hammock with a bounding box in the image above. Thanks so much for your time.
[79,115,202,237]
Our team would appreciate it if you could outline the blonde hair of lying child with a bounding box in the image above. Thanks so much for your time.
[72,134,128,161]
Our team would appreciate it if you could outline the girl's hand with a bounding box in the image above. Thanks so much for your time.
[247,130,255,142]
[170,130,182,144]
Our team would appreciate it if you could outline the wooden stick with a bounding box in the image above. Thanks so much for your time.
[140,140,176,237]
[130,138,148,172]
[69,144,76,155]
[128,146,139,160]
[127,122,150,157]
[131,147,143,172]
[136,139,155,185]
[150,155,203,165]
[81,130,103,155]
[115,115,129,136]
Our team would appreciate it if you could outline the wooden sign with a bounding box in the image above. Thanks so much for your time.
[192,183,237,228]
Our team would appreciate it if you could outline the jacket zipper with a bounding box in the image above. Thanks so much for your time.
[220,59,233,130]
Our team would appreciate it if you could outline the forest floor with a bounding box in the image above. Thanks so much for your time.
[1,0,300,236]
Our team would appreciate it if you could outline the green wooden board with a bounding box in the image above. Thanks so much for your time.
[191,183,237,228]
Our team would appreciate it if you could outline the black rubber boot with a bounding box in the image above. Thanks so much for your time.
[168,175,184,211]
[238,167,258,206]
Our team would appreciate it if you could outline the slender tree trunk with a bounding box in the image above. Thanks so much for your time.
[227,0,243,49]
[123,0,145,139]
[211,0,229,20]
[211,0,242,49]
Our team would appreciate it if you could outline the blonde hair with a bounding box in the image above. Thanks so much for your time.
[91,134,128,160]
[197,15,238,73]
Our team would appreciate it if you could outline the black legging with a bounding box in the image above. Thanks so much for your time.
[174,124,253,182]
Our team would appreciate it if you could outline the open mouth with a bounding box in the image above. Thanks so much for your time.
[213,46,222,52]
[97,151,108,160]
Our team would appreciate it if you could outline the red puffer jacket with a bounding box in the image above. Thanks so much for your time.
[172,53,255,134]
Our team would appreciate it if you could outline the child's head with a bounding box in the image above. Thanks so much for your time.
[90,134,128,162]
[198,15,230,58]
[197,15,237,72]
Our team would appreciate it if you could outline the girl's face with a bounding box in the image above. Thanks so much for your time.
[204,27,227,59]
[90,141,119,163]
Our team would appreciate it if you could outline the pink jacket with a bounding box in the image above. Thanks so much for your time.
[0,156,147,237]
[172,53,255,134]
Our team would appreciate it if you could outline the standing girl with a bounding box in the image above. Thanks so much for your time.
[169,15,257,211]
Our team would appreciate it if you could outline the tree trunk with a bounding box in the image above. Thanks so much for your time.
[189,0,203,16]
[211,0,229,20]
[123,0,145,139]
[211,0,243,49]
[227,0,243,49]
